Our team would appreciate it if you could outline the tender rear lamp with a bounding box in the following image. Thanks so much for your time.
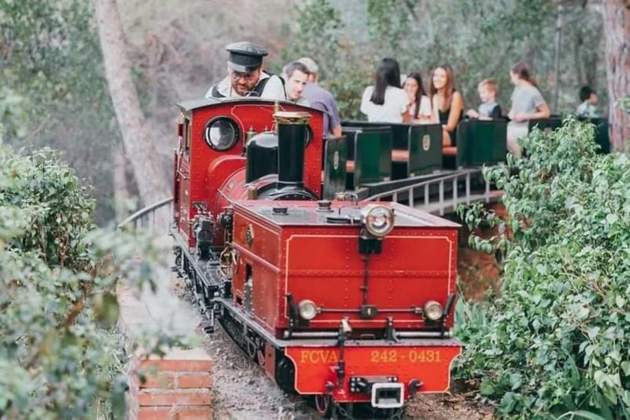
[298,299,318,320]
[361,204,395,238]
[424,300,443,321]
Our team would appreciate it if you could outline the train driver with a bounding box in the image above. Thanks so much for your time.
[205,41,287,100]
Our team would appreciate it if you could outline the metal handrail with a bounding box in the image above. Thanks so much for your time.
[367,168,483,201]
[366,168,499,215]
[117,196,174,229]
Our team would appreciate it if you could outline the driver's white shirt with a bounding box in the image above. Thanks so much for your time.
[204,72,286,100]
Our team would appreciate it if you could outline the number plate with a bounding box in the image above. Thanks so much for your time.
[369,349,443,364]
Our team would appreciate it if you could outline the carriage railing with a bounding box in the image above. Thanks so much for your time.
[366,168,501,215]
[117,168,500,231]
[117,197,174,232]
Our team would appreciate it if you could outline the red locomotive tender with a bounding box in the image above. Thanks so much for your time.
[172,98,461,417]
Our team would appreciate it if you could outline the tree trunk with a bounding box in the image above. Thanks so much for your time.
[112,143,129,220]
[93,0,170,209]
[602,0,630,151]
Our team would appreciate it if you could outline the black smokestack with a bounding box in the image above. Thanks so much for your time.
[274,111,311,189]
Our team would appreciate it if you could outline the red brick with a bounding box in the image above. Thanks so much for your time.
[138,389,212,407]
[173,406,213,419]
[137,405,212,420]
[139,371,176,389]
[141,360,212,372]
[138,406,173,420]
[176,373,212,389]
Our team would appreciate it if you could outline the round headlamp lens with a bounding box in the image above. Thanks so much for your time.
[424,300,443,321]
[361,205,394,237]
[298,299,318,320]
[204,117,239,151]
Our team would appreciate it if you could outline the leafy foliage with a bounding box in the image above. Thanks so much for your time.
[0,0,121,223]
[0,147,94,267]
[0,146,162,418]
[455,120,630,418]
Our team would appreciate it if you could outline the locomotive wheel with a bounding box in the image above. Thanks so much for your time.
[256,349,266,368]
[275,355,296,394]
[246,339,257,360]
[313,394,333,418]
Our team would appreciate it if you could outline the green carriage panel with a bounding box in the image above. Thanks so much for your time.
[577,117,610,154]
[530,117,610,154]
[456,120,507,167]
[408,124,442,176]
[322,136,347,199]
[528,118,563,133]
[342,121,441,179]
[592,118,610,154]
[342,126,392,189]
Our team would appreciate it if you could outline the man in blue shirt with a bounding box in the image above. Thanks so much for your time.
[296,57,342,138]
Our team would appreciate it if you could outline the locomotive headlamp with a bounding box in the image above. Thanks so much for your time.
[361,205,395,238]
[298,299,318,320]
[204,117,240,151]
[424,300,443,321]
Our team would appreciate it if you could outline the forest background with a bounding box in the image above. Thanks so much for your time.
[1,0,626,224]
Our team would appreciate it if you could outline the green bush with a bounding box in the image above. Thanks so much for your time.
[0,146,161,419]
[0,147,94,268]
[456,119,630,419]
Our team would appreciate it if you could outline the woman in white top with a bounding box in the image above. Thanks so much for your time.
[360,58,409,123]
[403,72,435,124]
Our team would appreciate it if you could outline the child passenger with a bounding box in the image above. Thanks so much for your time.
[466,79,502,120]
[576,86,599,118]
[360,58,409,123]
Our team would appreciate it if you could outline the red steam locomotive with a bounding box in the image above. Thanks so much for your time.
[171,98,461,417]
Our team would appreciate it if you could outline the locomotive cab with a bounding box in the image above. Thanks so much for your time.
[172,98,325,252]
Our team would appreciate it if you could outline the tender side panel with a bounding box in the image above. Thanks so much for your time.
[285,343,461,399]
[232,210,282,332]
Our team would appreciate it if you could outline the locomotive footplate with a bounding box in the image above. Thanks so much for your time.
[285,343,460,403]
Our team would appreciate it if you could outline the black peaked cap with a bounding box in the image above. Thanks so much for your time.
[226,41,268,72]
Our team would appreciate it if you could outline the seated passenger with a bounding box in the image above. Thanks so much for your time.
[360,58,409,123]
[283,61,310,106]
[466,79,503,120]
[429,65,464,147]
[296,57,343,138]
[576,86,600,118]
[506,62,551,157]
[403,72,435,124]
[205,41,286,100]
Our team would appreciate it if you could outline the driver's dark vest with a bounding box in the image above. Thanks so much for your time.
[210,74,285,98]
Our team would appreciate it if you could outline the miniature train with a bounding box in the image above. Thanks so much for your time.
[170,98,608,418]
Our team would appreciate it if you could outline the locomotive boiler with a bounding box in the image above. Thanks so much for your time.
[171,97,461,418]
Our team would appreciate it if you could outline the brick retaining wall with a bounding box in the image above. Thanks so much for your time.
[127,349,213,420]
